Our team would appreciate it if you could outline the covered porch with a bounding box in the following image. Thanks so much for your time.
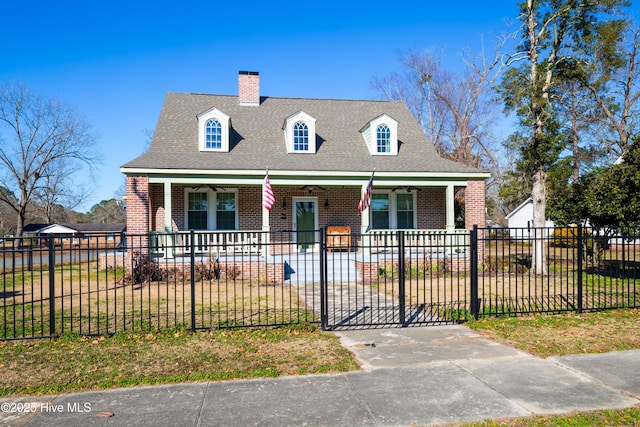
[148,228,471,258]
[132,170,485,256]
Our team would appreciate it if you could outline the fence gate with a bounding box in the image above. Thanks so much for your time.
[319,229,473,330]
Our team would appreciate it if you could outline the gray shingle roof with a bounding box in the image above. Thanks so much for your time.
[122,93,484,175]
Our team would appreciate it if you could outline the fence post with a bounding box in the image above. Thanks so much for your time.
[577,224,583,313]
[48,237,56,337]
[190,229,196,331]
[398,230,406,325]
[28,246,33,272]
[319,228,328,330]
[470,225,479,320]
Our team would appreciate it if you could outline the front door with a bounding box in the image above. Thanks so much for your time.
[293,197,317,251]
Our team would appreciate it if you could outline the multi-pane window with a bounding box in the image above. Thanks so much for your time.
[187,193,208,230]
[376,124,390,153]
[293,121,309,151]
[187,191,237,230]
[205,119,222,150]
[396,193,414,229]
[216,192,236,230]
[370,193,415,229]
[371,194,390,229]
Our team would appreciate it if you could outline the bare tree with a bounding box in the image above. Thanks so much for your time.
[0,82,99,236]
[583,23,640,158]
[371,40,507,183]
[555,79,605,183]
[32,158,93,224]
[89,198,126,224]
[372,49,449,154]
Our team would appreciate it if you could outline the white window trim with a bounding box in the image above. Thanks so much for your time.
[360,114,399,156]
[283,111,317,154]
[184,187,238,230]
[370,190,417,229]
[197,107,231,152]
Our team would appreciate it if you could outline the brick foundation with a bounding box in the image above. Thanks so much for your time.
[98,254,284,284]
[355,254,470,285]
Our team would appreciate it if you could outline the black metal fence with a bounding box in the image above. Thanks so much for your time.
[476,225,640,317]
[1,226,639,339]
[320,228,472,329]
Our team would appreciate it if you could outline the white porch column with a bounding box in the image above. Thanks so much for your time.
[360,183,372,255]
[446,184,455,232]
[262,206,270,231]
[262,206,271,258]
[164,182,174,258]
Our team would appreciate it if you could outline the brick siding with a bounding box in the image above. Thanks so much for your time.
[126,176,150,252]
[465,180,486,229]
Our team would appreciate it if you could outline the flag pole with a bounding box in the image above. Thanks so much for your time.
[358,169,375,215]
[262,167,273,258]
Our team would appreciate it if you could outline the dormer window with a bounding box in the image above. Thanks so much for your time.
[197,107,230,152]
[293,122,309,151]
[205,119,222,150]
[361,114,398,156]
[284,111,317,153]
[376,124,391,153]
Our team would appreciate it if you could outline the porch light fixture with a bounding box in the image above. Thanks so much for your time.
[324,198,329,209]
[391,186,418,193]
[300,185,326,192]
[282,198,287,208]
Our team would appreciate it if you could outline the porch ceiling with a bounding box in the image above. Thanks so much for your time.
[144,170,490,188]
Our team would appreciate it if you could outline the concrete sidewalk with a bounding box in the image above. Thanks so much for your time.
[2,325,639,426]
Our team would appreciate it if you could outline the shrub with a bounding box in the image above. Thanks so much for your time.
[377,266,396,278]
[551,226,591,248]
[224,265,241,280]
[583,235,611,267]
[194,259,221,280]
[119,254,166,285]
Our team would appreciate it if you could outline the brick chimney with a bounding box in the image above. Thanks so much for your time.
[238,71,260,106]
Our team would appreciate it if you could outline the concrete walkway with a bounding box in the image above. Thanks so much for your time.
[2,325,639,426]
[283,251,440,327]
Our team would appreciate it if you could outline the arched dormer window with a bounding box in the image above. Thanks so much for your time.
[360,114,398,156]
[283,111,317,153]
[197,107,230,152]
[205,119,222,150]
[293,121,309,151]
[376,124,391,153]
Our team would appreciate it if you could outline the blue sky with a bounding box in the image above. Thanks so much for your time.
[2,1,528,212]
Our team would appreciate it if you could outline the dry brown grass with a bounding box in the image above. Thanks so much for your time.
[0,326,358,396]
[1,262,308,338]
[468,308,640,357]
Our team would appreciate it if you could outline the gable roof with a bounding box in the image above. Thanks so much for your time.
[505,197,532,220]
[24,223,126,234]
[122,93,486,176]
[23,223,49,233]
[35,224,79,234]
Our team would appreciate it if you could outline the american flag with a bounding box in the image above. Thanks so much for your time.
[357,171,375,215]
[263,170,275,211]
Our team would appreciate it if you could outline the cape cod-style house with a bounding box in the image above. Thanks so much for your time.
[120,71,489,257]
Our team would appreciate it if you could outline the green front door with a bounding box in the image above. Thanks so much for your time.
[294,198,317,251]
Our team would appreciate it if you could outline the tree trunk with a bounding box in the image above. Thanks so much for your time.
[531,167,547,275]
[526,0,552,275]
